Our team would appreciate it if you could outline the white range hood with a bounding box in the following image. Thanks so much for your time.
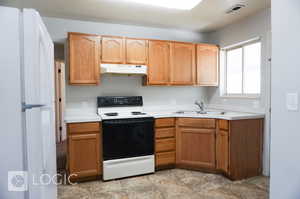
[100,64,147,75]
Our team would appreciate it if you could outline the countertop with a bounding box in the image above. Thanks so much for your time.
[147,110,265,121]
[65,109,265,123]
[65,113,102,123]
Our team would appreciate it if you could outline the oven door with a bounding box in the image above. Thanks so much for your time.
[102,117,154,161]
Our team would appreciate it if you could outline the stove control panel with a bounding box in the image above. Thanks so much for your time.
[97,96,143,107]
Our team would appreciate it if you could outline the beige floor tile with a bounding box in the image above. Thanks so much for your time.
[57,169,269,199]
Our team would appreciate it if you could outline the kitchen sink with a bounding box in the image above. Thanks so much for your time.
[197,111,226,115]
[174,110,226,115]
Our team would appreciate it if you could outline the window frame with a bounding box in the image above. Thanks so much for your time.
[221,37,262,99]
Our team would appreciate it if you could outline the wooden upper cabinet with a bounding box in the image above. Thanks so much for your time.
[68,32,219,86]
[147,41,170,85]
[125,38,148,64]
[101,36,124,64]
[68,33,100,85]
[196,44,219,86]
[170,42,196,85]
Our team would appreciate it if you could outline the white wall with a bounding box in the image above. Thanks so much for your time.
[43,17,208,43]
[42,17,209,112]
[206,8,271,176]
[206,8,271,113]
[270,1,300,198]
[67,75,207,112]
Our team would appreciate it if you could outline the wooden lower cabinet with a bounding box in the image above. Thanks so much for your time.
[67,122,102,180]
[216,119,263,180]
[65,118,263,181]
[155,118,176,169]
[216,130,229,173]
[176,118,262,180]
[155,151,176,167]
[176,120,216,169]
[156,138,176,152]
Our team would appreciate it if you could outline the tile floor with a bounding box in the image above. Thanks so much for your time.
[58,169,269,199]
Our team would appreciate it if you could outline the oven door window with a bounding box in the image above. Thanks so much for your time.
[103,118,154,161]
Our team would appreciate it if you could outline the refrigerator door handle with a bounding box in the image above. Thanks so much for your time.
[22,102,46,112]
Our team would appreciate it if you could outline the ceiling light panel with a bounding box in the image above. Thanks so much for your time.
[123,0,203,10]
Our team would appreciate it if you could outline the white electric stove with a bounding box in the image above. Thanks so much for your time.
[97,96,155,181]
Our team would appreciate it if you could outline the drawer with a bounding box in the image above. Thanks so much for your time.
[219,120,229,131]
[156,151,176,167]
[218,130,229,136]
[178,118,215,129]
[156,128,175,139]
[156,138,176,152]
[68,122,100,134]
[155,118,175,128]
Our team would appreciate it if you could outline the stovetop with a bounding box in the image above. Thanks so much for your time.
[99,111,151,120]
[98,107,152,120]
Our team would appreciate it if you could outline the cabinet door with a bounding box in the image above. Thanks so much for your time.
[177,128,216,169]
[196,44,219,86]
[126,38,148,64]
[216,130,229,173]
[69,33,100,85]
[170,42,196,85]
[101,36,124,63]
[68,133,101,179]
[147,41,170,85]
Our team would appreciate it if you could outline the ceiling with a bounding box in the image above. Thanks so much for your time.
[1,0,270,32]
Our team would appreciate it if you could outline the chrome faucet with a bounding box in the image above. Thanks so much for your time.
[195,100,206,113]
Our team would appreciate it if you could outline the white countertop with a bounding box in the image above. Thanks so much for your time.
[148,110,265,120]
[65,109,265,123]
[65,113,102,123]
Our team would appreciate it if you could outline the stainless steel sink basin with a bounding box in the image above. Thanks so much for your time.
[174,110,226,115]
[197,111,226,115]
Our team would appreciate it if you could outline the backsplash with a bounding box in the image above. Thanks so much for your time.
[66,75,208,113]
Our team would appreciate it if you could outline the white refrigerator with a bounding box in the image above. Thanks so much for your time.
[0,6,57,199]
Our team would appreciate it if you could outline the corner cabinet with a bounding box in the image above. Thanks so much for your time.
[68,33,100,85]
[67,122,102,181]
[196,44,219,86]
[147,40,170,85]
[170,42,196,85]
[176,118,216,170]
[216,119,263,180]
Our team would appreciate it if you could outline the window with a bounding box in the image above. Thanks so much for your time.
[222,39,261,97]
